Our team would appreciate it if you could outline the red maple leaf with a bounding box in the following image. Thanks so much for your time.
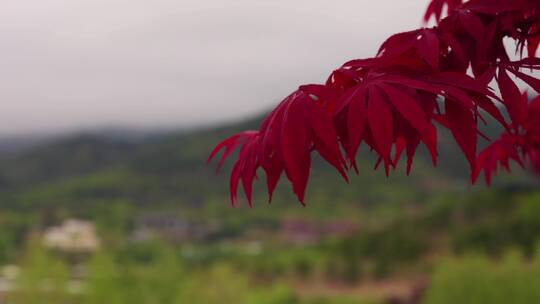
[209,0,540,205]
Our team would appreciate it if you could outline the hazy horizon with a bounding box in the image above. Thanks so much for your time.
[0,0,429,137]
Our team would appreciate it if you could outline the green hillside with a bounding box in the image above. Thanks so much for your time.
[0,112,534,223]
[0,117,467,208]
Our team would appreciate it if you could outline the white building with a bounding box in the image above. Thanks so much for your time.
[43,219,100,253]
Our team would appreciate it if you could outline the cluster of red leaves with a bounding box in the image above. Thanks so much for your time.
[474,93,540,184]
[209,0,540,206]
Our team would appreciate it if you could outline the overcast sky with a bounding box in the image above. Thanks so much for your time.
[0,0,429,136]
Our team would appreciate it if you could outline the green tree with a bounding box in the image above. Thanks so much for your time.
[424,251,540,304]
[178,264,249,304]
[83,251,124,304]
[11,235,70,304]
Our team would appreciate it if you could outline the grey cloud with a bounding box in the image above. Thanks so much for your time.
[0,0,428,135]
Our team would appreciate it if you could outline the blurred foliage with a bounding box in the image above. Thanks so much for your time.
[9,235,71,304]
[425,249,540,304]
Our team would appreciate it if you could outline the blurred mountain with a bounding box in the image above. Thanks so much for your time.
[0,114,525,213]
[0,136,52,158]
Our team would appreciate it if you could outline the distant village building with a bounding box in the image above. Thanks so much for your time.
[280,218,359,245]
[131,214,210,243]
[42,219,100,253]
[325,220,359,236]
[281,219,321,245]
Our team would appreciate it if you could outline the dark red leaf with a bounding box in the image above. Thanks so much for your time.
[508,69,540,94]
[208,131,257,172]
[346,86,368,163]
[445,101,477,169]
[367,86,394,176]
[379,83,430,136]
[281,96,311,205]
[497,69,527,127]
